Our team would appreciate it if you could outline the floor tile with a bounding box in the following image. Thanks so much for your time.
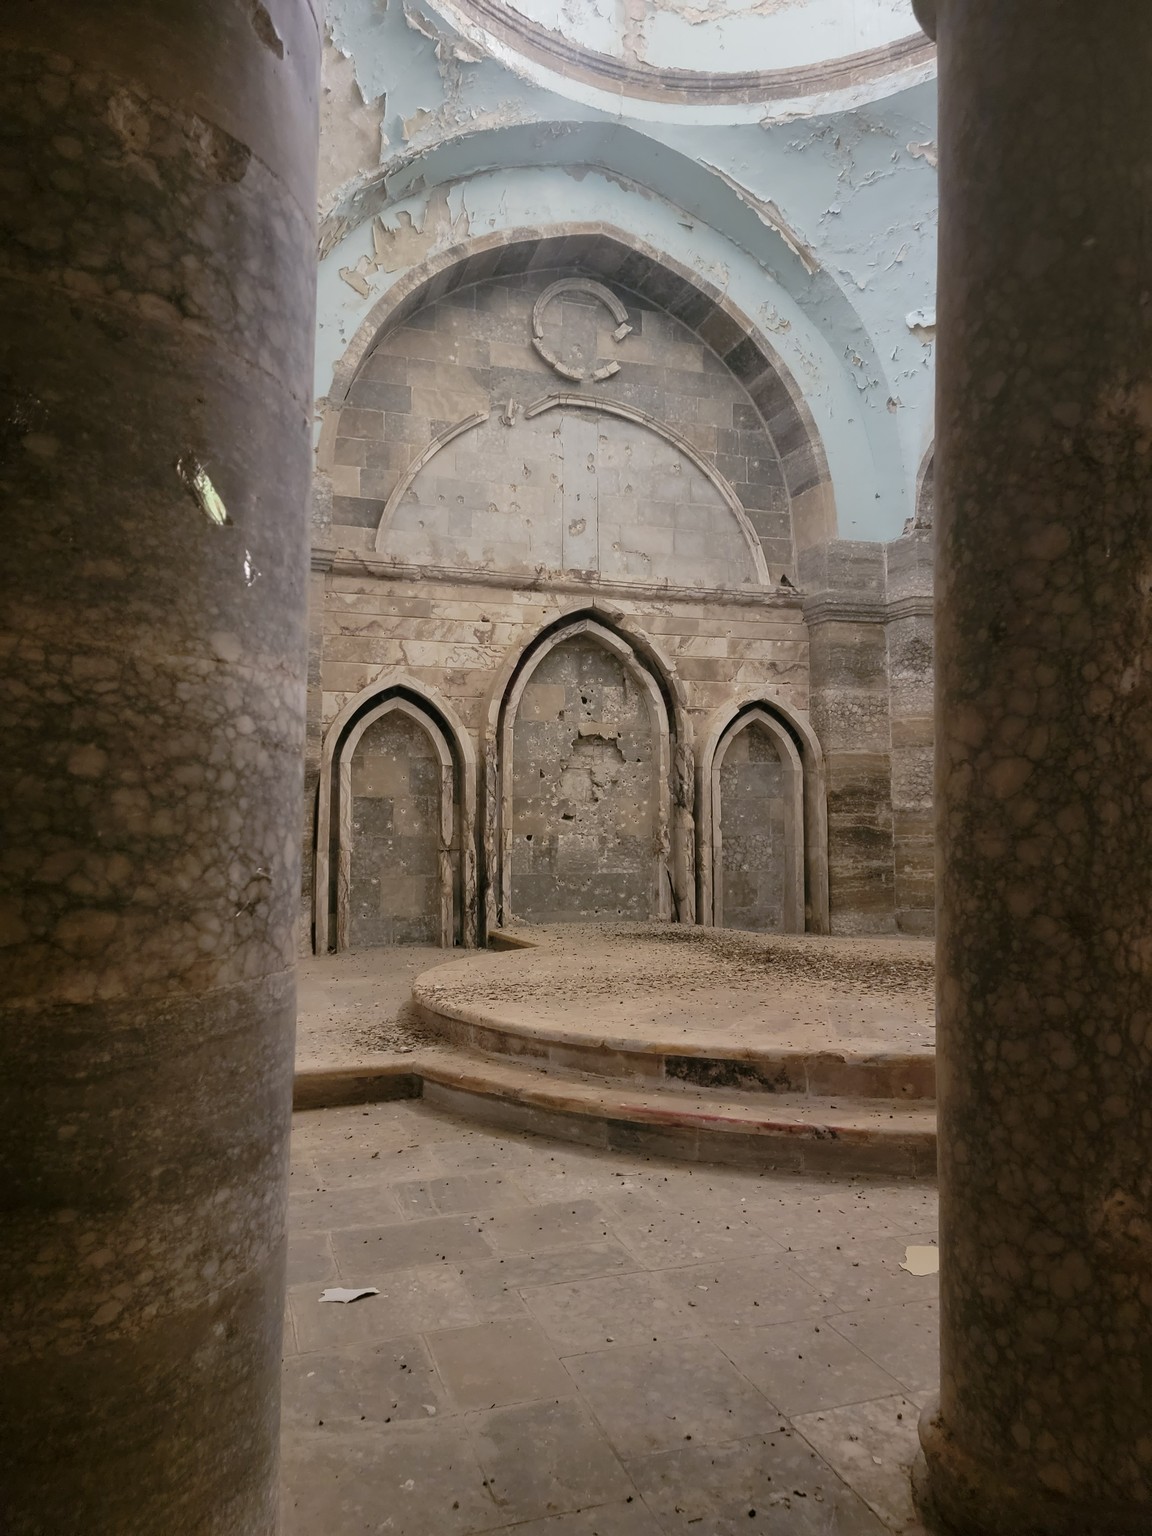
[497,1503,663,1535]
[393,1172,529,1218]
[793,1396,924,1534]
[609,1203,780,1269]
[283,1099,943,1534]
[779,1234,939,1310]
[461,1241,640,1322]
[566,1337,780,1457]
[627,1427,889,1534]
[289,1266,478,1352]
[713,1319,904,1415]
[522,1271,705,1354]
[469,1397,634,1523]
[749,1181,940,1250]
[287,1230,338,1287]
[331,1213,493,1276]
[282,1422,497,1536]
[478,1199,612,1255]
[434,1136,538,1174]
[826,1300,940,1397]
[427,1319,575,1410]
[513,1164,653,1205]
[289,1182,406,1232]
[282,1335,446,1428]
[658,1257,827,1329]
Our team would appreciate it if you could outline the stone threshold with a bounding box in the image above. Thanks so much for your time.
[292,1047,937,1178]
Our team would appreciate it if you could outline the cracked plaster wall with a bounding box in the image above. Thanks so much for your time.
[307,0,940,943]
[317,0,936,543]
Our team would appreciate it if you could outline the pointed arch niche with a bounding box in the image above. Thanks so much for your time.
[495,616,678,928]
[313,681,477,953]
[698,698,829,934]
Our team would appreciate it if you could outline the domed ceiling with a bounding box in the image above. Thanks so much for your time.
[426,0,933,119]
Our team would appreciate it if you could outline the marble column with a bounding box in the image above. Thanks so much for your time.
[0,3,318,1531]
[913,2,1152,1532]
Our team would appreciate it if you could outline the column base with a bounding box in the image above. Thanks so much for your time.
[915,1398,1152,1536]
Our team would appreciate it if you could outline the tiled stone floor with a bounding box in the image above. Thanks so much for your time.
[283,1099,938,1535]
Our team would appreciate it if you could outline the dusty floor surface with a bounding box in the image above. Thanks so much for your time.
[296,946,445,1068]
[416,925,936,1057]
[283,1098,937,1534]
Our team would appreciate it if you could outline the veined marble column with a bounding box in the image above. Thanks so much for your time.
[0,3,318,1530]
[913,1,1152,1532]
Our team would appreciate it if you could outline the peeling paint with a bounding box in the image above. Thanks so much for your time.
[700,159,821,276]
[314,0,939,541]
[906,306,936,339]
[319,37,388,218]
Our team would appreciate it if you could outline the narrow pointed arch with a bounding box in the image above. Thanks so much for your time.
[313,675,477,953]
[697,693,829,934]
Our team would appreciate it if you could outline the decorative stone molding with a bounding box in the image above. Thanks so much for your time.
[478,606,695,941]
[530,278,632,382]
[803,592,934,627]
[310,547,336,573]
[710,708,806,934]
[317,226,835,526]
[436,0,935,108]
[803,594,888,627]
[328,550,803,609]
[496,617,672,928]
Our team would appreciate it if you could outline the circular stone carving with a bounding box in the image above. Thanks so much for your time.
[530,278,633,383]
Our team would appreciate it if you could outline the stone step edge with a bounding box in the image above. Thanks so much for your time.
[410,995,937,1102]
[293,1049,937,1178]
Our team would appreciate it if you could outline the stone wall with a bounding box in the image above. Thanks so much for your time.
[800,528,936,937]
[348,711,442,946]
[510,633,660,923]
[885,528,935,936]
[307,262,937,949]
[718,719,786,932]
[325,270,794,584]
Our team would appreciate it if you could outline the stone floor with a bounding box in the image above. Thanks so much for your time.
[283,1098,938,1534]
[417,925,936,1058]
[296,946,444,1069]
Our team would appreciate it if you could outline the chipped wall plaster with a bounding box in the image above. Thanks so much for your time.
[319,36,388,219]
[316,0,939,541]
[316,167,907,539]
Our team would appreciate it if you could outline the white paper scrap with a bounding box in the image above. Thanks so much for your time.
[900,1245,939,1276]
[319,1287,380,1304]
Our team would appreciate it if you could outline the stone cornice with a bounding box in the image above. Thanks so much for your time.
[322,551,804,612]
[803,592,934,627]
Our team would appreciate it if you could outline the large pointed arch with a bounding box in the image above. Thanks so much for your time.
[316,225,835,546]
[482,608,694,935]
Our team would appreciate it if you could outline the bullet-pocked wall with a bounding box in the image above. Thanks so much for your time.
[307,0,940,948]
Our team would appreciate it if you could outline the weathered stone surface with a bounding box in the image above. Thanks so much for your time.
[510,634,660,923]
[919,4,1152,1532]
[0,2,319,1529]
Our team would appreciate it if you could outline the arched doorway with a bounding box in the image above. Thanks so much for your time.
[713,709,804,932]
[500,619,672,925]
[314,686,474,952]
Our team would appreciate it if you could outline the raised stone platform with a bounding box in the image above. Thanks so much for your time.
[417,924,936,1102]
[295,925,937,1178]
